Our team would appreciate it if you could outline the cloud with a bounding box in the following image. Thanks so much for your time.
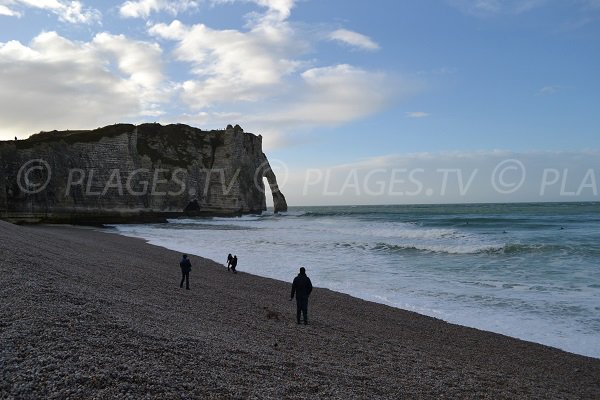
[328,29,380,51]
[212,0,295,20]
[537,85,573,96]
[148,1,403,149]
[254,65,392,127]
[119,0,199,19]
[150,17,305,108]
[0,0,404,146]
[166,63,399,150]
[93,33,168,107]
[121,0,295,20]
[448,0,600,30]
[538,85,559,95]
[0,4,20,16]
[253,0,295,18]
[0,0,101,23]
[0,31,168,138]
[149,1,308,110]
[406,111,429,118]
[287,150,600,205]
[448,0,546,16]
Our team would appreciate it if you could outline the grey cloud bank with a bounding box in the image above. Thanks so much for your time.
[276,151,600,206]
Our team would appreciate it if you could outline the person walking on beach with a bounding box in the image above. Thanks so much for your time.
[226,253,233,271]
[179,254,191,290]
[290,267,313,325]
[230,255,238,274]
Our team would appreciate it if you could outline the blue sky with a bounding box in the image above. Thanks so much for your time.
[1,0,599,204]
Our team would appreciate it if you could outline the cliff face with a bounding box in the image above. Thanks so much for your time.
[0,123,287,223]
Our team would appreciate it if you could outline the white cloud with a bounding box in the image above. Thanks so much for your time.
[0,31,168,138]
[149,18,188,39]
[253,0,294,18]
[150,11,307,108]
[255,65,392,127]
[0,0,101,23]
[0,4,20,16]
[118,0,294,19]
[329,29,380,51]
[119,0,198,19]
[406,111,429,118]
[148,1,403,148]
[172,64,400,150]
[0,0,404,146]
[93,32,168,106]
[212,0,295,20]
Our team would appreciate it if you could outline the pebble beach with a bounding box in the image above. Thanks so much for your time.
[1,220,599,399]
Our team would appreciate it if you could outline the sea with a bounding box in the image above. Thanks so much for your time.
[111,202,600,358]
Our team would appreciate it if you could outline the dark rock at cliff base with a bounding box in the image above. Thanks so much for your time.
[0,123,287,224]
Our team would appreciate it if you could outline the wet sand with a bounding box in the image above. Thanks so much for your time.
[1,220,599,399]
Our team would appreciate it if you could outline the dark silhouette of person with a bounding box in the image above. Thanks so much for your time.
[290,267,313,325]
[227,253,233,271]
[230,255,238,274]
[179,254,191,290]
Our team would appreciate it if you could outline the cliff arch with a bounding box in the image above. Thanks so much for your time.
[258,154,287,213]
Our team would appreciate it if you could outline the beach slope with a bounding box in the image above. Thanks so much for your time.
[1,221,598,399]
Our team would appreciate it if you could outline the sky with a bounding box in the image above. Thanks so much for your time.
[1,0,599,205]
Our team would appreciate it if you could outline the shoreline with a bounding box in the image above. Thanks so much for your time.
[112,206,600,361]
[108,223,597,360]
[1,220,599,398]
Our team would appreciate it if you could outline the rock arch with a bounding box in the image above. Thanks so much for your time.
[260,155,287,213]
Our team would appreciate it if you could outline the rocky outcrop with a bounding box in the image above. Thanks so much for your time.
[0,123,287,224]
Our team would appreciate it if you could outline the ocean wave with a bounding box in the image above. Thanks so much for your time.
[371,242,600,256]
[166,215,264,224]
[276,210,307,217]
[366,227,463,240]
[212,215,263,222]
[167,218,206,224]
[500,243,600,256]
[502,243,560,254]
[302,211,357,218]
[372,242,504,255]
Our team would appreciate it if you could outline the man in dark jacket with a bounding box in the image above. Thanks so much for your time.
[180,254,191,290]
[290,267,313,325]
[230,255,238,274]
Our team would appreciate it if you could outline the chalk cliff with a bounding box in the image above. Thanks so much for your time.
[0,123,287,223]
